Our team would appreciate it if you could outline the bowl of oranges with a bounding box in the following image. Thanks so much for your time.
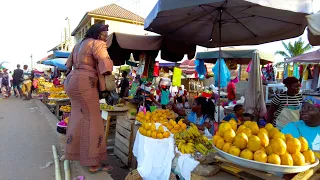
[212,121,319,174]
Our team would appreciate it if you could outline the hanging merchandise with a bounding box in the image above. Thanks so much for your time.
[172,67,182,86]
[146,57,155,81]
[137,53,146,75]
[230,69,239,83]
[261,63,275,81]
[293,63,300,79]
[194,59,206,80]
[287,64,293,77]
[283,64,288,79]
[226,60,237,70]
[212,58,230,88]
[153,61,160,77]
[246,61,252,73]
[303,65,309,81]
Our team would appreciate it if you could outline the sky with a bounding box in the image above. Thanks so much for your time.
[0,0,319,70]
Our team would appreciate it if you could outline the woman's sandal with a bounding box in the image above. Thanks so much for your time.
[89,164,113,174]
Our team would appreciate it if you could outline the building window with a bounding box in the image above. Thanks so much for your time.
[94,19,104,25]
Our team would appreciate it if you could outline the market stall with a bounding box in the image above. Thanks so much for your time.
[307,11,320,46]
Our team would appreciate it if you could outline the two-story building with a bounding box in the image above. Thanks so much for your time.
[71,3,146,43]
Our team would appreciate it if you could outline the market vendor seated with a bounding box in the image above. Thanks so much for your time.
[171,97,215,132]
[174,86,189,109]
[281,96,320,151]
[223,104,244,125]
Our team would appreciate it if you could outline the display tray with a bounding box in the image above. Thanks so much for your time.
[48,98,69,101]
[213,145,319,174]
[100,106,129,112]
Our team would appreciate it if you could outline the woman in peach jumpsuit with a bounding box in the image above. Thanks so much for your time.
[64,23,113,173]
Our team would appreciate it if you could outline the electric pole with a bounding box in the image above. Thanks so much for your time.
[30,54,33,69]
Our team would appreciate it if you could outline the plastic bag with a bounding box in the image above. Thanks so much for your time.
[212,58,230,88]
[172,67,182,86]
[195,59,206,80]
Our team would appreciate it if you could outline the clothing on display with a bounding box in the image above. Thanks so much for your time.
[261,64,275,81]
[293,64,300,79]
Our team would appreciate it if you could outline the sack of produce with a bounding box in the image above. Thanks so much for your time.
[192,164,220,177]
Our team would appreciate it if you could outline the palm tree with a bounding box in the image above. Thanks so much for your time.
[275,37,312,58]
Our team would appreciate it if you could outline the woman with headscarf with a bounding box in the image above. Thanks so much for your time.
[64,23,113,173]
[267,77,303,129]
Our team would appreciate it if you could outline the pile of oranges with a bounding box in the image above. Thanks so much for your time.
[213,120,317,166]
[136,109,176,123]
[162,119,187,134]
[139,123,171,139]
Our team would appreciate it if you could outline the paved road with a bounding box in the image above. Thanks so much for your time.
[0,98,113,180]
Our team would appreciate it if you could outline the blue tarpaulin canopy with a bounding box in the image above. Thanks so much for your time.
[53,51,70,58]
[42,58,67,70]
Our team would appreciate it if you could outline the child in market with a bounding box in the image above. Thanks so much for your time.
[222,104,245,125]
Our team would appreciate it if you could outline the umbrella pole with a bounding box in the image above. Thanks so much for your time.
[217,8,222,125]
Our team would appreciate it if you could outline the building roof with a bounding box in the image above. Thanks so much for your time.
[89,3,144,23]
[72,4,144,36]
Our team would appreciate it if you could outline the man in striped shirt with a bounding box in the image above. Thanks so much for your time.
[267,77,303,127]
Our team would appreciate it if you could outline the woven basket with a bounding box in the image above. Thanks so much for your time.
[125,169,177,180]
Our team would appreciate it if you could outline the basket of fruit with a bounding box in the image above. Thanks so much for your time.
[212,121,319,174]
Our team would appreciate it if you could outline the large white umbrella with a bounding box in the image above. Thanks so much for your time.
[145,0,313,122]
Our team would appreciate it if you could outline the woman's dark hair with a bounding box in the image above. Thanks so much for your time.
[195,97,216,120]
[283,77,299,86]
[83,23,109,40]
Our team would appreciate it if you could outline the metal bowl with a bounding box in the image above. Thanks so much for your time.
[213,146,319,174]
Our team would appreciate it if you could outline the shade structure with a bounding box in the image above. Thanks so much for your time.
[244,50,267,117]
[196,48,274,65]
[42,58,68,70]
[106,32,196,66]
[307,12,320,46]
[145,0,312,48]
[53,51,71,58]
[157,59,177,67]
[285,49,320,63]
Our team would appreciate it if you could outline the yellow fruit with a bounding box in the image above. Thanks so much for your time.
[243,128,252,138]
[298,137,309,152]
[273,132,286,142]
[303,150,316,163]
[243,121,252,128]
[229,145,241,157]
[174,124,180,130]
[158,125,165,133]
[163,131,170,138]
[258,131,269,148]
[286,138,301,154]
[216,139,225,150]
[236,125,246,134]
[240,149,254,160]
[213,135,223,146]
[234,133,249,150]
[265,123,274,131]
[178,120,183,125]
[146,130,152,137]
[259,146,266,152]
[285,134,293,141]
[268,128,279,139]
[219,122,232,134]
[216,131,224,137]
[223,129,236,143]
[181,123,187,130]
[254,150,268,163]
[314,152,320,159]
[151,123,156,131]
[156,133,163,139]
[271,138,287,155]
[167,125,173,130]
[229,119,237,131]
[259,128,268,136]
[280,153,293,166]
[171,121,177,127]
[265,145,273,155]
[247,135,261,152]
[222,142,232,153]
[139,127,145,134]
[268,154,281,165]
[151,131,157,138]
[249,122,260,135]
[291,152,306,166]
[142,129,147,136]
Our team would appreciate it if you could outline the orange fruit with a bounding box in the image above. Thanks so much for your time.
[163,131,170,138]
[174,124,180,130]
[151,131,157,138]
[157,133,163,139]
[180,123,187,130]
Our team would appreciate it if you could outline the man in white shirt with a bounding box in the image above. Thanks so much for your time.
[22,65,32,100]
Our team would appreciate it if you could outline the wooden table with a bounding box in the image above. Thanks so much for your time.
[48,98,70,118]
[101,107,130,144]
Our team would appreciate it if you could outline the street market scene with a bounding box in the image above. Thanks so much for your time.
[1,0,320,180]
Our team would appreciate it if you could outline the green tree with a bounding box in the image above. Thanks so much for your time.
[275,37,312,58]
